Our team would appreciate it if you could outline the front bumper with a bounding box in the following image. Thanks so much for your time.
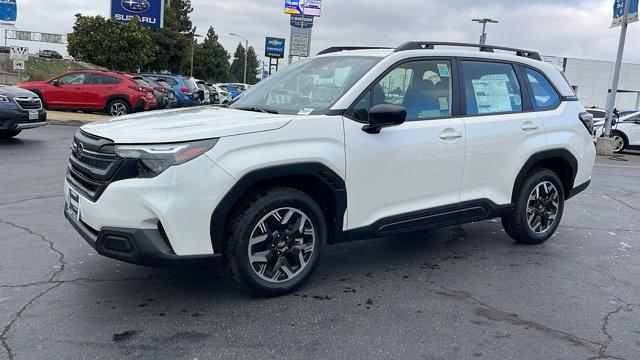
[64,153,236,259]
[0,108,47,130]
[64,205,217,267]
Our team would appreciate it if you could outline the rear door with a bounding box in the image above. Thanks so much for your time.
[84,73,121,109]
[48,72,89,108]
[459,60,547,206]
[344,58,467,232]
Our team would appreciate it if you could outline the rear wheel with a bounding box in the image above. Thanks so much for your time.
[107,99,131,117]
[223,187,327,296]
[610,131,627,153]
[502,169,564,245]
[0,130,21,139]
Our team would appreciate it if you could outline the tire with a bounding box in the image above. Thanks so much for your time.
[0,130,21,139]
[222,186,327,297]
[610,131,627,153]
[502,168,565,245]
[107,99,131,117]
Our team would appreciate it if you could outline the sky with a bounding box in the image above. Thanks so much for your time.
[7,0,640,66]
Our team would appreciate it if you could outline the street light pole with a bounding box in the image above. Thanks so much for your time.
[190,33,202,78]
[229,33,249,84]
[472,18,499,45]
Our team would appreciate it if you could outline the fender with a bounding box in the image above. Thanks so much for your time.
[210,163,347,253]
[512,149,578,203]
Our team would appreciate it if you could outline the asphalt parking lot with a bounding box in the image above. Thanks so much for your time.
[1,125,640,360]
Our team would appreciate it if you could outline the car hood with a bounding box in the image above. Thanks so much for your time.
[0,85,37,97]
[81,107,295,144]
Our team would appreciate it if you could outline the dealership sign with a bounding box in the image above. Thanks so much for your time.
[0,0,17,28]
[110,0,164,28]
[265,37,286,58]
[612,0,639,27]
[284,0,321,17]
[290,14,314,28]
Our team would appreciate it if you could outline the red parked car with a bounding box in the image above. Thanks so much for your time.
[20,70,156,116]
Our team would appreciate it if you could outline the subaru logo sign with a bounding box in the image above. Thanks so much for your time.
[121,0,150,13]
[111,0,164,28]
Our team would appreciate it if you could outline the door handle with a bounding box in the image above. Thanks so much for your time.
[439,128,463,140]
[521,121,540,131]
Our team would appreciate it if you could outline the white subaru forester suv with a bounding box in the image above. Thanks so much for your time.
[64,42,596,296]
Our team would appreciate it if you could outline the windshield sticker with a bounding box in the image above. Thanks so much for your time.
[298,108,314,116]
[437,64,450,77]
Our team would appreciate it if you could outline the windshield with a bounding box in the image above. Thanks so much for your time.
[230,56,381,115]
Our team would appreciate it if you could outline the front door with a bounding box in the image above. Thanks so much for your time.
[48,72,89,108]
[343,59,466,233]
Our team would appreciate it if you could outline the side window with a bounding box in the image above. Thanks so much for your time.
[348,60,453,122]
[462,61,522,115]
[524,68,560,111]
[56,73,88,85]
[87,74,121,85]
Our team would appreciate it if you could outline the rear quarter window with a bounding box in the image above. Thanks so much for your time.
[523,68,561,111]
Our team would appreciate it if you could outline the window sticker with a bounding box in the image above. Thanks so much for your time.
[472,77,513,114]
[298,108,314,116]
[437,64,450,77]
[438,96,449,111]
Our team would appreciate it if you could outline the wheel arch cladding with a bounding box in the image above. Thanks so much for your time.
[105,94,131,109]
[512,149,578,203]
[210,163,347,253]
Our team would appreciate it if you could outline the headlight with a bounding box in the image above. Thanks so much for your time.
[0,95,10,103]
[115,138,219,178]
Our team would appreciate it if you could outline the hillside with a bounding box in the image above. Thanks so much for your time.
[0,53,102,83]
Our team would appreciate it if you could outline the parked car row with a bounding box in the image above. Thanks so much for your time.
[18,70,238,117]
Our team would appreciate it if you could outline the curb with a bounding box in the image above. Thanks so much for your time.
[47,120,94,126]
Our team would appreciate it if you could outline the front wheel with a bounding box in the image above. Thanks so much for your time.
[0,129,21,139]
[610,131,627,153]
[107,99,131,117]
[502,169,565,245]
[223,187,327,296]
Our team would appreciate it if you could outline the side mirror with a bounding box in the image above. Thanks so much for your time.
[51,79,60,86]
[362,103,407,134]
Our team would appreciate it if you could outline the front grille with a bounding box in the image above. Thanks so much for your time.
[14,97,42,110]
[67,130,124,201]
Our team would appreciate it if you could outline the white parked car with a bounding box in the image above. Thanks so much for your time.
[64,42,596,296]
[594,110,640,152]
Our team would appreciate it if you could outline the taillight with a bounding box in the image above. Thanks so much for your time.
[180,87,191,95]
[128,85,145,92]
[579,112,594,135]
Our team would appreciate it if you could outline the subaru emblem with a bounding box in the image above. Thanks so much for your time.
[121,0,150,13]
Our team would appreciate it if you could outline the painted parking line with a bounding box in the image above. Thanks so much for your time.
[595,163,640,169]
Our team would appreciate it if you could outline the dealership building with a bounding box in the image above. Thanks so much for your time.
[543,55,640,110]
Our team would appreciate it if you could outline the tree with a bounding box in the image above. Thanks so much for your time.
[230,43,261,84]
[192,27,230,82]
[145,5,191,73]
[169,0,194,33]
[67,15,157,73]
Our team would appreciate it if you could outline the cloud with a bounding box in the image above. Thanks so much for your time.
[7,0,640,66]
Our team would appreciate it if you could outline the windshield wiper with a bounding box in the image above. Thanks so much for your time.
[235,106,279,114]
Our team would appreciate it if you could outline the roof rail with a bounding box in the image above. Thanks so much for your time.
[317,46,393,55]
[395,42,542,61]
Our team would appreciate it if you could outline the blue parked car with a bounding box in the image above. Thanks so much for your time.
[140,74,200,107]
[217,83,245,99]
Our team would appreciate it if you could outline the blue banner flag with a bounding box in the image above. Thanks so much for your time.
[0,0,17,27]
[612,0,639,27]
